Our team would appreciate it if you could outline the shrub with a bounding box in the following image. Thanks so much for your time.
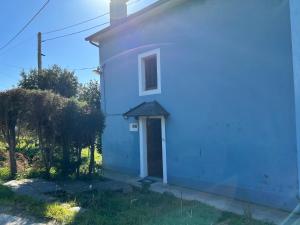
[15,167,58,180]
[16,138,39,163]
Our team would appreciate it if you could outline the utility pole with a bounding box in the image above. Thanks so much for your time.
[37,32,42,75]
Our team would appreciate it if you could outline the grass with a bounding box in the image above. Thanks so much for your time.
[68,189,272,225]
[0,180,273,225]
[0,184,77,224]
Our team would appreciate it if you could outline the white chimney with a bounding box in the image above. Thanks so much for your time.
[110,0,129,24]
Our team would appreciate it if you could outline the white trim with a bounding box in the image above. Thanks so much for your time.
[139,117,148,177]
[138,116,167,184]
[138,48,162,96]
[161,117,167,184]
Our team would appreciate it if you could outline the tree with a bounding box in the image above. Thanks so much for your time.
[87,109,104,175]
[19,65,79,98]
[0,79,105,178]
[25,90,67,177]
[54,99,83,177]
[78,80,101,111]
[0,89,28,177]
[79,80,104,175]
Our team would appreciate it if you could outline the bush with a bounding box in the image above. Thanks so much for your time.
[16,167,58,180]
[16,139,39,163]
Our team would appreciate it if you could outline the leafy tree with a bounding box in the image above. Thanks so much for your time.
[25,90,67,177]
[19,65,79,98]
[78,80,101,111]
[70,104,92,178]
[86,109,104,175]
[54,98,104,177]
[79,80,104,175]
[54,99,83,177]
[0,89,28,177]
[1,75,105,179]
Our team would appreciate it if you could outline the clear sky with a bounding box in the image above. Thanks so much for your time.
[0,0,157,90]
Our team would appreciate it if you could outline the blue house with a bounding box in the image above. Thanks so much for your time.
[86,0,300,211]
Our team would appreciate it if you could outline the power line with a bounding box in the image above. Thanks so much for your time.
[0,35,36,56]
[73,66,97,71]
[0,0,50,51]
[43,12,109,35]
[43,0,146,36]
[42,0,151,43]
[42,22,109,42]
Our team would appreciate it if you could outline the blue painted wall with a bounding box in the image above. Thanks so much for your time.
[97,0,298,210]
[290,0,300,199]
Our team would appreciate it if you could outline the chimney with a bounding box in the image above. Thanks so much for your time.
[110,0,129,24]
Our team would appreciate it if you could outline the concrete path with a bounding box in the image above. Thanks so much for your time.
[0,214,55,225]
[103,170,300,225]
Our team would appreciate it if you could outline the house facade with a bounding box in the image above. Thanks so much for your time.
[87,0,300,211]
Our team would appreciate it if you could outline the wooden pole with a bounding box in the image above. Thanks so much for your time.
[38,32,42,75]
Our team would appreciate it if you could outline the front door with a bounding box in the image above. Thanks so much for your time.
[146,118,163,178]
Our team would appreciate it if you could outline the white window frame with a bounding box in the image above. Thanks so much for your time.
[138,49,161,96]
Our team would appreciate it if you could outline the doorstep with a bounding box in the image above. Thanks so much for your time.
[102,170,300,225]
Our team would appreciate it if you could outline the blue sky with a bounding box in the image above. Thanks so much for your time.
[0,0,157,90]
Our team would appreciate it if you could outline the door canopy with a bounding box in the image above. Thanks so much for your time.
[123,101,169,118]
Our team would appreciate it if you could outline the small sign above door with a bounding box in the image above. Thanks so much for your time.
[129,123,139,132]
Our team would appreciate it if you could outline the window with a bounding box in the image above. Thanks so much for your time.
[144,56,157,90]
[138,49,161,96]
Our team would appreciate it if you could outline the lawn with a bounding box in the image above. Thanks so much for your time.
[0,182,273,225]
[0,184,77,224]
[0,141,272,225]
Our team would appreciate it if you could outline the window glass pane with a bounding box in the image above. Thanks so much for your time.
[144,55,157,90]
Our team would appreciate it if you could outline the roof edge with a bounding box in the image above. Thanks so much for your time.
[85,0,185,43]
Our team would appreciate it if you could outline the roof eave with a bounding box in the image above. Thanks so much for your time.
[85,0,186,43]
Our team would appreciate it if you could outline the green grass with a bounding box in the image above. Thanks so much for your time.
[0,142,272,225]
[0,181,273,225]
[0,184,77,223]
[44,203,77,223]
[42,187,271,225]
[69,190,272,225]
